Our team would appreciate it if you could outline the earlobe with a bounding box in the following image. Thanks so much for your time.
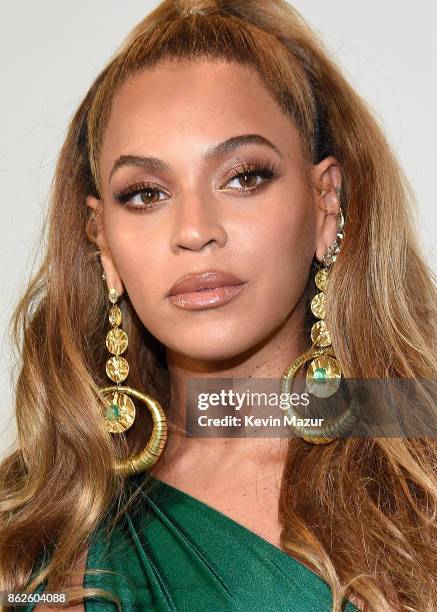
[100,253,125,300]
[86,195,100,210]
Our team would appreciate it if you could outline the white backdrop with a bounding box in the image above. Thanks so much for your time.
[1,1,436,456]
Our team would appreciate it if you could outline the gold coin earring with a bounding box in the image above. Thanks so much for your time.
[280,187,361,444]
[100,272,168,476]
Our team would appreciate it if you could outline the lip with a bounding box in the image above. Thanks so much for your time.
[167,270,247,311]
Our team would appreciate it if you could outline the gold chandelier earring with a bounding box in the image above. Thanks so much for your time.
[280,187,361,444]
[100,272,167,476]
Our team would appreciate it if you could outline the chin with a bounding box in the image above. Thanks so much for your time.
[164,333,258,364]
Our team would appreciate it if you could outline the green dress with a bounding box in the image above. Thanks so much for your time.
[27,474,359,611]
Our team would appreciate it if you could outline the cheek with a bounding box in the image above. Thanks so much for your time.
[104,219,164,313]
[248,201,314,298]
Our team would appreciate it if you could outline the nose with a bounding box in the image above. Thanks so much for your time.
[170,192,227,254]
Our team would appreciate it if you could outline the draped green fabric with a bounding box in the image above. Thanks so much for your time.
[26,473,359,611]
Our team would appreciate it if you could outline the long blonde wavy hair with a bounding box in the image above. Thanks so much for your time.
[1,1,436,610]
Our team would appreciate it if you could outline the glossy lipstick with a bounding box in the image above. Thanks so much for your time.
[167,270,247,310]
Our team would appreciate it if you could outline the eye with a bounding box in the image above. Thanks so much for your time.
[221,162,279,193]
[226,172,263,190]
[113,181,169,212]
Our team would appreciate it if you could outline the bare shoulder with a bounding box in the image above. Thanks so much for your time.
[34,547,88,611]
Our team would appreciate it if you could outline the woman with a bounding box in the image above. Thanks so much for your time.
[0,0,435,610]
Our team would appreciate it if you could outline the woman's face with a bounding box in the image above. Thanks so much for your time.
[87,59,340,361]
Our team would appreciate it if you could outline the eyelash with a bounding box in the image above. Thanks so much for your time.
[113,161,280,213]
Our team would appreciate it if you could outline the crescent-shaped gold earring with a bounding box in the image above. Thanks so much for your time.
[100,275,167,476]
[280,188,361,443]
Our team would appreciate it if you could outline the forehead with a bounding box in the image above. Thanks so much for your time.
[99,59,301,177]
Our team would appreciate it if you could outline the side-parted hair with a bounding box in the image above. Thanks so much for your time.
[0,1,436,610]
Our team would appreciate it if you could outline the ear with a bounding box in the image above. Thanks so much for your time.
[310,156,342,262]
[86,195,125,297]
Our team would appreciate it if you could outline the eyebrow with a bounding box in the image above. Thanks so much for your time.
[108,134,284,181]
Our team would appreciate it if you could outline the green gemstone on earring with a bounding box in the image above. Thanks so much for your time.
[106,402,120,420]
[314,367,327,381]
[102,391,136,434]
[306,355,341,398]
